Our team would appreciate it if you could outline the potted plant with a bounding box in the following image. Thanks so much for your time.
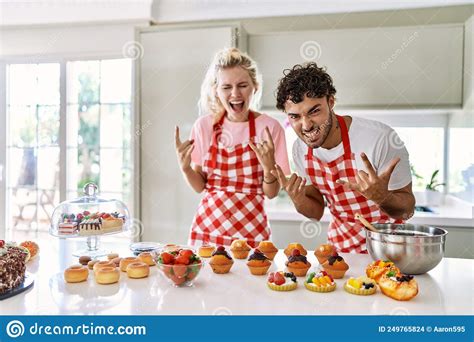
[425,169,445,206]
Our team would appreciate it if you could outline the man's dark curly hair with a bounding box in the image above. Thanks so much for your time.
[276,62,336,111]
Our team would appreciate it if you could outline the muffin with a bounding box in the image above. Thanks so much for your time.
[230,240,251,259]
[283,243,307,257]
[321,253,349,279]
[209,246,234,274]
[267,271,297,291]
[314,243,336,264]
[285,249,311,277]
[198,244,215,258]
[304,271,336,292]
[344,276,377,295]
[257,241,278,260]
[246,249,272,275]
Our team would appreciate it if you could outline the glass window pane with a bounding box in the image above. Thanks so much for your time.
[101,104,124,148]
[37,147,59,190]
[10,188,38,230]
[9,147,37,188]
[100,59,132,103]
[67,60,100,104]
[8,64,37,105]
[77,146,100,192]
[38,105,60,146]
[100,149,123,192]
[8,105,37,147]
[449,128,474,202]
[37,63,60,105]
[78,104,100,147]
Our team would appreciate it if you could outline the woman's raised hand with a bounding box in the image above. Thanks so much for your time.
[175,126,194,172]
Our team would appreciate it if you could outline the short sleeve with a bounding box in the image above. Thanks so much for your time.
[190,119,205,167]
[375,128,413,191]
[270,122,291,175]
[292,140,312,182]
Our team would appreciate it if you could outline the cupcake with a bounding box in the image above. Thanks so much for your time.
[198,244,215,258]
[230,240,251,259]
[285,249,311,277]
[209,246,234,274]
[304,271,336,292]
[267,271,297,291]
[314,243,336,264]
[283,242,307,257]
[246,249,272,275]
[257,241,278,260]
[321,253,349,279]
[344,276,377,295]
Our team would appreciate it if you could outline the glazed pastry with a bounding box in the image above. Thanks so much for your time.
[138,252,156,266]
[283,243,307,257]
[209,246,234,274]
[198,244,215,258]
[93,260,115,273]
[95,266,120,284]
[119,257,139,272]
[344,276,377,295]
[19,241,39,260]
[378,270,418,301]
[111,257,122,267]
[285,249,311,277]
[321,253,349,279]
[107,253,119,260]
[366,259,400,282]
[64,265,88,283]
[126,262,150,279]
[304,271,336,292]
[314,243,336,264]
[87,259,99,270]
[267,271,297,291]
[230,240,251,259]
[257,241,278,260]
[246,249,272,275]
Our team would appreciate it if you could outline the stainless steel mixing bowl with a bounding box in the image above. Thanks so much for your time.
[365,223,448,274]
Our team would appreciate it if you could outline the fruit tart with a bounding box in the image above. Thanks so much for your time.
[283,242,307,257]
[209,246,234,274]
[19,241,39,260]
[198,244,215,258]
[285,248,311,277]
[257,241,278,260]
[230,239,251,259]
[267,271,298,291]
[304,271,336,292]
[246,249,271,275]
[378,270,418,301]
[321,253,349,279]
[314,243,335,264]
[344,276,377,295]
[366,259,400,282]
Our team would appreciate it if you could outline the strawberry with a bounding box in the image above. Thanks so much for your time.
[291,248,300,257]
[179,249,194,260]
[217,246,225,252]
[170,275,186,285]
[274,272,285,285]
[0,240,4,248]
[172,264,187,277]
[160,252,175,265]
[83,210,90,216]
[175,255,190,265]
[268,272,275,283]
[320,270,328,276]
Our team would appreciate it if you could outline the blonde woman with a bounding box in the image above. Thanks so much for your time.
[175,48,290,247]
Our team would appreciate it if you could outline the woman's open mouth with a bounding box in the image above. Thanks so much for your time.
[229,100,245,112]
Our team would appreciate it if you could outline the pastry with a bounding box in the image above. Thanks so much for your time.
[138,252,156,266]
[209,246,234,274]
[17,246,31,263]
[126,262,150,279]
[246,249,271,275]
[366,259,400,282]
[111,257,122,267]
[377,270,418,301]
[78,256,91,266]
[230,240,251,259]
[119,257,139,272]
[257,241,278,260]
[304,271,336,292]
[87,259,99,270]
[107,253,119,260]
[0,241,28,294]
[19,241,39,260]
[344,276,377,295]
[64,265,89,283]
[59,211,124,236]
[95,266,120,284]
[285,249,311,277]
[321,253,349,279]
[267,271,297,291]
[314,243,336,264]
[93,260,115,273]
[283,242,307,257]
[58,222,77,235]
[198,244,215,258]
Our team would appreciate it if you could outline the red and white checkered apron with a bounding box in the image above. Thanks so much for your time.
[305,115,404,253]
[189,111,270,248]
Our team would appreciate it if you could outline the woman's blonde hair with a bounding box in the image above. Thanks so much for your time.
[199,47,262,123]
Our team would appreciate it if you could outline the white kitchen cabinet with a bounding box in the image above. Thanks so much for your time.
[138,25,237,243]
[250,24,463,109]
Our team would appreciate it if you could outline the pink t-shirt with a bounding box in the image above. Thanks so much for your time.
[190,113,290,174]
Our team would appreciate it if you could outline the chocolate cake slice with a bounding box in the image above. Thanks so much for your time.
[0,243,28,295]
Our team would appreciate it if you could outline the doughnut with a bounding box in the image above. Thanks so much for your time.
[111,257,122,267]
[87,259,99,270]
[138,252,156,266]
[93,260,115,273]
[126,262,149,279]
[107,253,119,260]
[120,257,139,272]
[95,266,120,285]
[79,256,91,265]
[64,264,89,283]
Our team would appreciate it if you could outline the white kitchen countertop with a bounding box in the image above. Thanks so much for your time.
[1,239,473,315]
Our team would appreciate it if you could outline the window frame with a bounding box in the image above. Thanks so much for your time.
[0,54,137,239]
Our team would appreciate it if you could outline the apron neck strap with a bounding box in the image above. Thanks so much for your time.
[307,114,351,158]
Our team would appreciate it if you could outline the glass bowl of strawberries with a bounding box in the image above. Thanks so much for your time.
[156,246,204,287]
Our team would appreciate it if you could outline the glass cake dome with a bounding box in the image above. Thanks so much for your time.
[50,183,130,257]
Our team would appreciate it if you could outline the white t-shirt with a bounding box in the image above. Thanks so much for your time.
[292,116,412,191]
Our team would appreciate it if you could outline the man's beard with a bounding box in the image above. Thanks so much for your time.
[306,111,333,149]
